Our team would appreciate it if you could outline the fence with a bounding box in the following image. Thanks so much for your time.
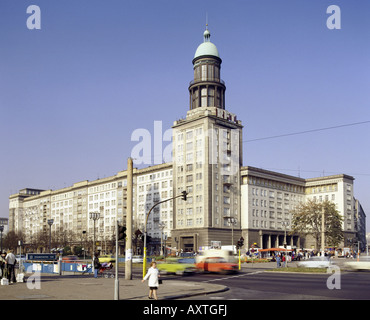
[21,260,93,275]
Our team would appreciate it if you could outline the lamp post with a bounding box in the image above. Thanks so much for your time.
[0,225,3,252]
[158,222,166,256]
[227,217,237,254]
[282,220,290,267]
[47,219,54,253]
[89,212,100,255]
[0,225,4,253]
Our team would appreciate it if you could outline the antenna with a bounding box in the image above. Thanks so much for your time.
[206,12,208,29]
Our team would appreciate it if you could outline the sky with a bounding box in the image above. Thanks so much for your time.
[1,1,369,231]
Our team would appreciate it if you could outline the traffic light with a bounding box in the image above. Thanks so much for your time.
[181,190,187,201]
[118,225,126,241]
[239,237,244,247]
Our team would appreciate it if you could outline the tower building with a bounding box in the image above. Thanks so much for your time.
[171,27,243,251]
[8,25,364,255]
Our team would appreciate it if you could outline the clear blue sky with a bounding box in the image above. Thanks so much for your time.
[1,1,369,231]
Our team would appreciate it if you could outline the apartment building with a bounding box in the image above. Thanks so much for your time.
[8,26,365,253]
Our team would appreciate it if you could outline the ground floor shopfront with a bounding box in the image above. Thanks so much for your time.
[171,227,302,252]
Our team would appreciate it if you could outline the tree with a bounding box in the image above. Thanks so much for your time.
[291,199,343,249]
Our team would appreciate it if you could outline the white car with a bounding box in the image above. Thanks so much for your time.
[297,256,331,268]
[344,257,370,271]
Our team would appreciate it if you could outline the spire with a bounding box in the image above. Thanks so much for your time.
[204,13,210,42]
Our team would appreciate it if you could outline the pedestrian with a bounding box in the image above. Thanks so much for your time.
[5,250,16,284]
[142,261,160,300]
[276,254,281,268]
[93,252,100,278]
[0,252,5,279]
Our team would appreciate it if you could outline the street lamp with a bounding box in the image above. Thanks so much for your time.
[89,212,100,256]
[227,217,237,254]
[0,225,4,253]
[47,219,54,253]
[158,222,166,256]
[282,220,290,267]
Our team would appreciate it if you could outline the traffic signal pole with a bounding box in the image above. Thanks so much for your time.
[143,191,187,278]
[114,221,119,300]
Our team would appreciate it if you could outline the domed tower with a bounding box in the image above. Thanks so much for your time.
[172,25,243,253]
[189,26,226,110]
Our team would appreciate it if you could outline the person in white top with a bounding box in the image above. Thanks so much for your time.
[5,250,16,283]
[142,261,160,300]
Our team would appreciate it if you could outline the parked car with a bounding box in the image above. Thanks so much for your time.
[157,258,196,276]
[297,256,331,268]
[196,257,238,274]
[62,255,79,263]
[99,255,115,263]
[344,256,370,271]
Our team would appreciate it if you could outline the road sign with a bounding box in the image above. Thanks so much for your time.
[26,253,57,261]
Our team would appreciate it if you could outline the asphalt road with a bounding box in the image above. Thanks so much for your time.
[116,263,370,300]
[173,269,370,300]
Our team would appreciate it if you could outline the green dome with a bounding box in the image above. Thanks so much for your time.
[193,28,220,60]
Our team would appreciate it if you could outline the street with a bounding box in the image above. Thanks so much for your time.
[173,268,370,300]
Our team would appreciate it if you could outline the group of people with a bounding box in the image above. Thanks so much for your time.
[275,253,289,268]
[0,250,17,283]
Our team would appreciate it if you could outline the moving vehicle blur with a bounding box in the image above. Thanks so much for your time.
[195,249,236,264]
[297,256,331,268]
[132,255,143,263]
[344,256,370,271]
[157,258,196,275]
[196,257,238,274]
[99,255,115,263]
[62,255,79,263]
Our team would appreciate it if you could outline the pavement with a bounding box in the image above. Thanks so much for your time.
[0,260,328,300]
[0,271,229,300]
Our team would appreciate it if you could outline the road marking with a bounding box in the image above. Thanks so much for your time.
[202,271,264,283]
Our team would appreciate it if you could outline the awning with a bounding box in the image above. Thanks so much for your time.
[259,247,293,252]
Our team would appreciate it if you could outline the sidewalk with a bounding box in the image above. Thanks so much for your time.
[0,261,303,300]
[0,273,228,300]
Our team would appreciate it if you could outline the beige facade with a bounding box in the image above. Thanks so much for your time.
[8,27,366,253]
[240,167,359,249]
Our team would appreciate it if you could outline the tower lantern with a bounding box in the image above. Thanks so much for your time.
[189,26,226,110]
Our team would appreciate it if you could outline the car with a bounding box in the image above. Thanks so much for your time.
[297,256,331,268]
[99,255,115,263]
[157,258,196,276]
[195,256,238,274]
[132,255,143,263]
[62,255,79,263]
[344,256,370,271]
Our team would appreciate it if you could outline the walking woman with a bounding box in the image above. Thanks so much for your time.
[142,261,160,300]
